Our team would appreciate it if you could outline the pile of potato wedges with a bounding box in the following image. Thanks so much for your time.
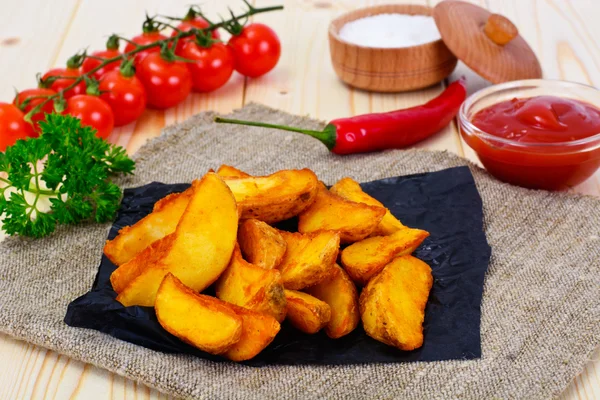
[104,165,434,361]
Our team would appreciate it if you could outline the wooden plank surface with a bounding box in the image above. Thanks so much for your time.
[0,0,598,399]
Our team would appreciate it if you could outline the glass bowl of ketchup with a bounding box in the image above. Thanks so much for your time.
[459,79,600,190]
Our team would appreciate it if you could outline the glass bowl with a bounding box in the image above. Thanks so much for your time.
[459,79,600,190]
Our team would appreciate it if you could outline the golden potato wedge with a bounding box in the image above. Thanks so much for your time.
[216,164,251,179]
[340,227,430,286]
[215,245,287,322]
[155,274,242,355]
[110,233,175,293]
[238,219,286,269]
[305,264,360,338]
[223,304,280,362]
[330,177,405,236]
[284,290,331,334]
[277,230,340,290]
[359,255,433,351]
[297,182,386,244]
[104,188,193,266]
[116,173,238,307]
[223,169,318,223]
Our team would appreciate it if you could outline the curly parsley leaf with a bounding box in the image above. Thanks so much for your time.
[0,114,135,238]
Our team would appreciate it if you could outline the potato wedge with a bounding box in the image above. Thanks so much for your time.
[223,169,318,223]
[359,255,433,351]
[298,182,386,243]
[104,188,193,266]
[216,164,251,179]
[111,233,175,293]
[277,230,340,290]
[223,304,280,362]
[215,245,287,322]
[305,264,360,338]
[238,219,286,269]
[284,290,331,334]
[116,173,238,307]
[155,274,242,355]
[340,227,430,286]
[330,177,405,236]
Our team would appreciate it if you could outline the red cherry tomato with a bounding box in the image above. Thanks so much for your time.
[42,67,86,99]
[180,41,234,93]
[0,103,36,151]
[81,49,122,80]
[99,70,147,126]
[171,18,220,55]
[13,88,57,132]
[125,32,168,65]
[65,95,114,139]
[136,52,192,109]
[228,23,281,78]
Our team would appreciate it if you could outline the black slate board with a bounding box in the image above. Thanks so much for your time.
[65,166,491,365]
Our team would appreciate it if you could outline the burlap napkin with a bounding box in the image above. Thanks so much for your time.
[0,104,598,400]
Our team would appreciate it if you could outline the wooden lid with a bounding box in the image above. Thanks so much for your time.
[433,0,542,83]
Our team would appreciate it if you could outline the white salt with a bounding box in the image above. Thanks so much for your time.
[339,13,441,48]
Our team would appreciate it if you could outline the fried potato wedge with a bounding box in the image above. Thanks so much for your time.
[223,169,318,223]
[277,230,340,290]
[116,173,238,307]
[330,177,405,236]
[223,304,280,362]
[340,227,430,286]
[155,274,242,355]
[111,233,175,293]
[215,245,287,322]
[216,164,251,179]
[359,255,433,351]
[298,182,386,243]
[238,219,286,269]
[104,188,193,266]
[305,264,360,338]
[284,290,331,334]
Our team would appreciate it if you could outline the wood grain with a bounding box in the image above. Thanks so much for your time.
[0,0,598,399]
[0,0,79,100]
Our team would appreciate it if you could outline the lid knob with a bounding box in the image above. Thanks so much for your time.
[484,14,518,46]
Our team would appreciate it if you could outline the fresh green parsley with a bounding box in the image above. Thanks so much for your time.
[0,114,135,238]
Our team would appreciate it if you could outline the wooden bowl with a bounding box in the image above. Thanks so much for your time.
[328,4,458,92]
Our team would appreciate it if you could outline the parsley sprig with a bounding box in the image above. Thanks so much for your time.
[0,114,135,238]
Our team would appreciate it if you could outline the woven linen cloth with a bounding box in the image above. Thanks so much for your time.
[0,104,598,400]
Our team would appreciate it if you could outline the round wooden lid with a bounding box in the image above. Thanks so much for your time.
[433,1,542,83]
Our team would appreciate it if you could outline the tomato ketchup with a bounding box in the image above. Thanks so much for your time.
[462,95,600,190]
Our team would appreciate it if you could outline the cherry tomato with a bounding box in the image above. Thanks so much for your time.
[228,23,281,78]
[65,95,114,139]
[82,49,122,80]
[171,18,220,55]
[125,32,168,65]
[99,70,146,126]
[136,52,192,109]
[0,103,36,151]
[42,67,86,99]
[180,41,234,93]
[13,88,56,132]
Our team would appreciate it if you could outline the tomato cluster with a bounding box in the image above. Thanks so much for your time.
[1,9,281,151]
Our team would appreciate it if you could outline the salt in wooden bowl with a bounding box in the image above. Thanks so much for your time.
[328,4,458,92]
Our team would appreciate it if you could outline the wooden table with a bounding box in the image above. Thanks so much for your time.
[0,0,598,399]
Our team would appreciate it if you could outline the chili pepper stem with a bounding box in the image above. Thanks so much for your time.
[214,117,336,150]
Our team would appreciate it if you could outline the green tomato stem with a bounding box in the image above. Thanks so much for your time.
[25,3,284,122]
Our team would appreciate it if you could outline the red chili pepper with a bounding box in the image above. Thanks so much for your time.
[214,79,467,155]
